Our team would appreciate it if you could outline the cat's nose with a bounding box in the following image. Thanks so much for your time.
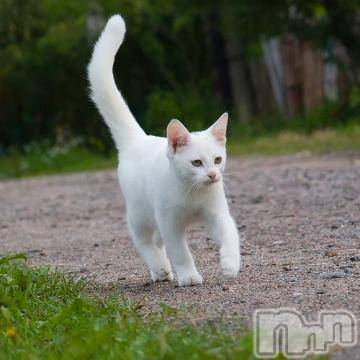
[207,171,217,181]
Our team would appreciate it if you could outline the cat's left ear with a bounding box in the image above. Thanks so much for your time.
[208,112,228,146]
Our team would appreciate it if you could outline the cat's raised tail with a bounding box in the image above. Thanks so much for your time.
[88,15,145,151]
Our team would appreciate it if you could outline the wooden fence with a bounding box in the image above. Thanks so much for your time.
[228,34,348,121]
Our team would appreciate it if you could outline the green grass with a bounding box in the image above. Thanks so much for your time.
[0,146,116,179]
[0,125,359,179]
[228,124,360,156]
[0,254,253,359]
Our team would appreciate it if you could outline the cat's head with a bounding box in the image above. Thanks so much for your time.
[167,113,228,186]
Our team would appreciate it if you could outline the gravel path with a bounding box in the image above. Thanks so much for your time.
[1,153,360,357]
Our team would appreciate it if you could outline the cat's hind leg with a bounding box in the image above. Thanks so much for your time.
[128,219,173,282]
[150,230,173,281]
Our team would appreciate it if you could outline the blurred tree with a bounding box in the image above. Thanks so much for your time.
[0,0,91,148]
[0,0,358,151]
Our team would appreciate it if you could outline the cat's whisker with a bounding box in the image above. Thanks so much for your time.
[193,182,203,201]
[222,172,240,178]
[222,176,236,187]
[184,180,201,200]
[222,178,234,198]
[222,174,239,187]
[185,185,195,199]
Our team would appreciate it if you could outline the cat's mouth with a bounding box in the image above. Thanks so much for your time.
[204,178,220,186]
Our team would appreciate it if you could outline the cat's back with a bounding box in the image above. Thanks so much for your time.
[117,135,168,195]
[120,135,167,168]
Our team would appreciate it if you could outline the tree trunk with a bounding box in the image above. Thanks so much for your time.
[226,40,257,121]
[203,7,232,107]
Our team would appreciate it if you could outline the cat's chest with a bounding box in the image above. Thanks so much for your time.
[172,200,205,224]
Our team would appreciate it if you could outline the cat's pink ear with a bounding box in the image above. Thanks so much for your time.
[167,119,190,153]
[209,112,228,146]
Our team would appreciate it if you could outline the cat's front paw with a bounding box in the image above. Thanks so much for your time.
[221,257,241,278]
[222,265,239,278]
[151,268,174,282]
[220,245,241,278]
[177,271,203,287]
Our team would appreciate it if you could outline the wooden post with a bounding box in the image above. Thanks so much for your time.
[302,41,324,113]
[262,38,288,116]
[280,34,303,117]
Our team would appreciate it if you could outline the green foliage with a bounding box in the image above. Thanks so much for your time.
[0,255,253,359]
[230,99,360,139]
[0,0,215,150]
[1,123,359,178]
[145,86,224,135]
[0,0,359,153]
[0,139,116,178]
[0,0,91,148]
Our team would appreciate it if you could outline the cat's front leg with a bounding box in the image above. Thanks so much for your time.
[203,210,241,278]
[158,219,202,287]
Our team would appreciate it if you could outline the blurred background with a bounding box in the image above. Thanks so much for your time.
[0,0,359,177]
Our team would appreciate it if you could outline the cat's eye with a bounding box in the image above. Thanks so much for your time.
[191,160,202,167]
[214,156,222,164]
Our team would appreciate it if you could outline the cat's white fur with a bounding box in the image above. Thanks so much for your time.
[88,15,241,286]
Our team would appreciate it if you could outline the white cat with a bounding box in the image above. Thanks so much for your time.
[88,15,241,286]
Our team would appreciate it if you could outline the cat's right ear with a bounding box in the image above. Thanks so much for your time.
[167,119,190,154]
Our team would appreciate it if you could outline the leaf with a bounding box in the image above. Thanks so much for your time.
[312,4,327,19]
[0,253,27,265]
[1,306,12,321]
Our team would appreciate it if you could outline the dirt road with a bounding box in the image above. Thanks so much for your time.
[1,153,359,356]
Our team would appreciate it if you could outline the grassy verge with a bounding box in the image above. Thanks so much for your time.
[0,255,253,359]
[228,124,360,156]
[0,146,117,179]
[0,125,359,178]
